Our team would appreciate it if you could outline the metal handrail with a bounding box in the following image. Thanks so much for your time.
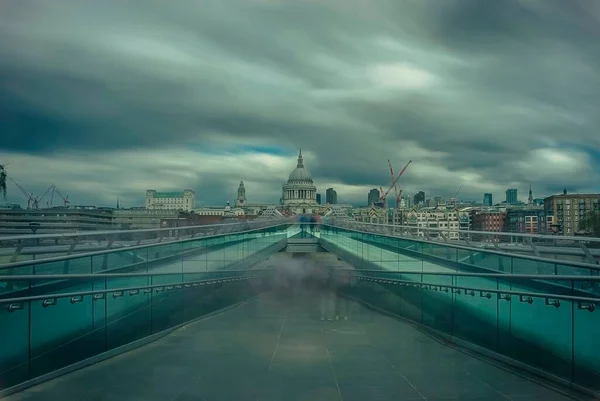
[321,224,600,271]
[330,219,600,244]
[0,218,291,241]
[0,269,271,281]
[328,269,600,281]
[0,273,269,305]
[344,274,599,305]
[0,221,290,269]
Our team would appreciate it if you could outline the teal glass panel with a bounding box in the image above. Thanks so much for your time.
[512,257,555,275]
[495,278,513,361]
[453,275,498,351]
[0,298,29,390]
[31,255,90,275]
[0,275,30,296]
[380,237,399,271]
[148,242,183,274]
[456,249,511,273]
[182,239,208,273]
[105,275,152,350]
[146,243,178,263]
[102,249,134,273]
[182,280,212,322]
[206,245,226,271]
[352,231,364,268]
[422,243,456,262]
[29,282,99,379]
[150,274,183,334]
[95,248,149,274]
[395,273,423,323]
[363,234,382,268]
[420,273,453,334]
[511,285,572,379]
[92,278,107,350]
[573,298,600,392]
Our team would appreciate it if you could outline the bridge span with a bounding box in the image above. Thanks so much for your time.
[0,222,598,400]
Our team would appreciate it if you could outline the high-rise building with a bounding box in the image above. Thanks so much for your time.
[483,193,493,206]
[316,193,322,204]
[505,188,518,204]
[413,191,425,206]
[326,188,338,204]
[367,188,379,206]
[146,189,195,212]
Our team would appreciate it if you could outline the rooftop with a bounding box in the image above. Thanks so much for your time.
[152,192,185,198]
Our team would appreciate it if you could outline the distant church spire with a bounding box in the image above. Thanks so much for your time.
[528,183,533,204]
[116,198,120,209]
[297,149,304,168]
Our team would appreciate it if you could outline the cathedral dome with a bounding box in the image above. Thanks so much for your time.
[282,149,318,209]
[287,150,313,183]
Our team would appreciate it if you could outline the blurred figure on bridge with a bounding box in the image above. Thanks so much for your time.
[319,272,335,321]
[333,271,351,320]
[299,214,308,237]
[309,214,316,234]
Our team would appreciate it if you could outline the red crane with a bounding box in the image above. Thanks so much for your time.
[388,159,402,209]
[378,160,412,210]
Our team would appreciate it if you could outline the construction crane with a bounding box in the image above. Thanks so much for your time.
[35,185,54,209]
[378,160,412,210]
[387,159,401,209]
[51,185,70,207]
[8,176,37,209]
[450,185,462,207]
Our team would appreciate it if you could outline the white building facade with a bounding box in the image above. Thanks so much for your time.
[281,150,319,214]
[146,189,195,212]
[405,205,460,239]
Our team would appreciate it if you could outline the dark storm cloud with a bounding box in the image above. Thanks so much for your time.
[1,0,599,204]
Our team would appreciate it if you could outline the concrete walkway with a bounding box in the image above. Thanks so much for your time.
[4,287,577,401]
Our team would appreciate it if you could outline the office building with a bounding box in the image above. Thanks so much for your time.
[413,191,425,206]
[483,193,493,206]
[505,188,518,204]
[316,193,322,204]
[326,188,338,204]
[367,188,379,206]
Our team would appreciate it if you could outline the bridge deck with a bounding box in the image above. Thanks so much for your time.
[6,289,573,400]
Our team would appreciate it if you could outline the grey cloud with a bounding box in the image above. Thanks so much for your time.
[1,0,599,205]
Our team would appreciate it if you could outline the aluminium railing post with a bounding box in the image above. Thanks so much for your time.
[570,278,575,384]
[495,276,499,350]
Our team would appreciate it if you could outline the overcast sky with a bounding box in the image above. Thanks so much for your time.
[1,0,599,208]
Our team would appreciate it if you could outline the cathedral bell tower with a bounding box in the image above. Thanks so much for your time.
[235,179,247,207]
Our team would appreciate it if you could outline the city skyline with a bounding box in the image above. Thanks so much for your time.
[1,1,599,208]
